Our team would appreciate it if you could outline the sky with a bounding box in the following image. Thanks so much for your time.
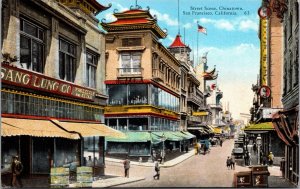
[96,0,262,119]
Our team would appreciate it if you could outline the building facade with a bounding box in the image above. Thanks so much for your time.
[168,35,211,140]
[271,0,299,185]
[101,7,193,158]
[1,0,121,181]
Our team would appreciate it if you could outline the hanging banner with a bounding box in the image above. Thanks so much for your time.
[260,19,268,86]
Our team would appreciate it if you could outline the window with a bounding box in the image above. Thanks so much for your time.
[122,38,141,47]
[20,18,44,73]
[86,50,98,88]
[295,2,299,23]
[120,52,141,74]
[59,38,76,82]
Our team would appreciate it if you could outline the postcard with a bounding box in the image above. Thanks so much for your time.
[1,0,298,188]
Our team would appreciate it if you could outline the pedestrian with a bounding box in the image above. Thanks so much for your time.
[153,160,160,180]
[11,155,23,188]
[253,143,257,154]
[203,144,208,155]
[231,155,235,170]
[198,143,201,155]
[226,156,232,170]
[123,155,130,178]
[244,151,249,166]
[185,144,189,153]
[220,139,223,147]
[194,143,198,155]
[268,152,274,166]
[262,154,267,165]
[248,152,252,166]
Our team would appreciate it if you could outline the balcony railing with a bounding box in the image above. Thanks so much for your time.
[210,103,223,109]
[117,68,143,78]
[152,69,164,81]
[187,93,202,106]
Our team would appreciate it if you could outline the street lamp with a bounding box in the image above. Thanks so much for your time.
[161,133,167,164]
[256,134,262,165]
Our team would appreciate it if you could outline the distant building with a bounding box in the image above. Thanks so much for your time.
[168,35,212,141]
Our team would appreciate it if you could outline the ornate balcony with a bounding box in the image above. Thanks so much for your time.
[117,68,143,78]
[187,93,203,107]
[152,69,164,82]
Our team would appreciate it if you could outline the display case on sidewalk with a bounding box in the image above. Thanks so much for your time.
[234,171,252,188]
[251,165,270,187]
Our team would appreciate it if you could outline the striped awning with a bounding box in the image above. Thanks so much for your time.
[1,118,79,139]
[52,120,125,138]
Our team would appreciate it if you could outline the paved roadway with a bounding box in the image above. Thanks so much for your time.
[105,139,244,187]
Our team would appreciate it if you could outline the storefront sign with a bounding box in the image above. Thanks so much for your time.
[1,65,96,101]
[261,108,281,119]
[258,6,272,19]
[258,85,271,98]
[260,19,268,86]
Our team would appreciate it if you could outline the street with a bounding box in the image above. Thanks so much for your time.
[105,139,240,187]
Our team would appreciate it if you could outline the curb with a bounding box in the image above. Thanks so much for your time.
[92,177,145,188]
[105,151,195,168]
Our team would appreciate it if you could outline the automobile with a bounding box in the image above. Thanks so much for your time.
[232,147,244,159]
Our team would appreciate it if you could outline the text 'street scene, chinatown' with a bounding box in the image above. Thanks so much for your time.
[0,0,299,188]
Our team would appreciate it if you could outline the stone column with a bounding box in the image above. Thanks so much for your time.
[45,17,59,78]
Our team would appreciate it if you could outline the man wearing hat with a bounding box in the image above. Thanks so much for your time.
[11,155,23,187]
[268,152,274,166]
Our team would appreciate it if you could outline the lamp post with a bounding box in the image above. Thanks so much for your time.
[161,133,166,164]
[256,134,262,165]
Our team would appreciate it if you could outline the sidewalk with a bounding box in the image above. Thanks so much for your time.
[92,175,145,188]
[234,147,297,188]
[105,149,195,168]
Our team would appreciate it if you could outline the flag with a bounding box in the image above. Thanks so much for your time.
[198,25,207,35]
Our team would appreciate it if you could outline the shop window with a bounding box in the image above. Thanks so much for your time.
[20,18,45,73]
[120,52,141,74]
[86,50,98,88]
[128,118,148,131]
[1,137,19,171]
[129,143,150,156]
[128,84,148,105]
[108,119,117,130]
[1,91,102,121]
[32,138,54,173]
[54,138,78,170]
[122,38,141,47]
[151,85,159,107]
[59,38,76,82]
[83,137,103,167]
[118,118,127,131]
[107,85,128,105]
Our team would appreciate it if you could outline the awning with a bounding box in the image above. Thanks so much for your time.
[106,132,152,143]
[1,118,79,139]
[181,131,196,139]
[213,127,222,134]
[151,131,183,141]
[244,122,274,131]
[53,120,125,138]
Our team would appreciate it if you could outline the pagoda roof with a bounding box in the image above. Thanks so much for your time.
[169,34,186,48]
[101,8,167,39]
[86,0,111,14]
